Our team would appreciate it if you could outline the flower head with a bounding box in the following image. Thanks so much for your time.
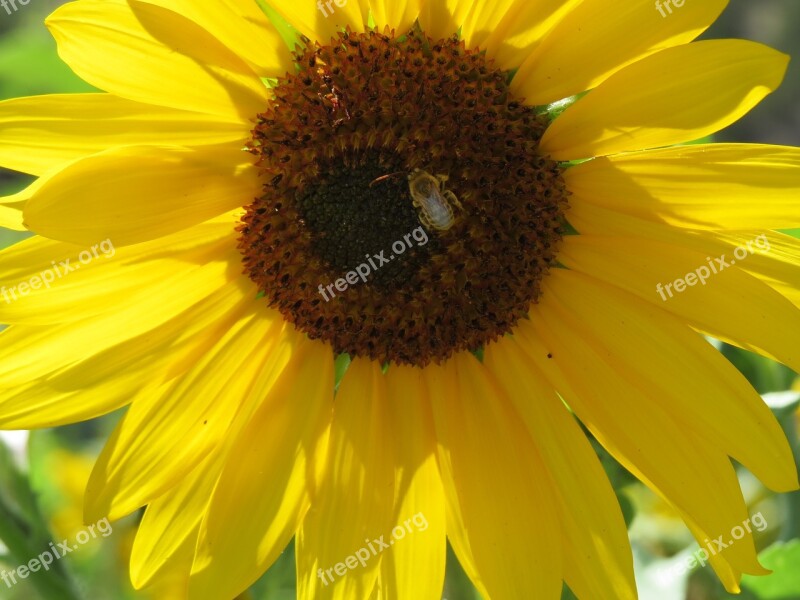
[0,1,798,599]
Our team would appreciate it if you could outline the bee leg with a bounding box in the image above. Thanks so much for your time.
[443,190,462,211]
[418,213,433,232]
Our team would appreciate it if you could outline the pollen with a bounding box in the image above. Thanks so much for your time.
[238,27,569,366]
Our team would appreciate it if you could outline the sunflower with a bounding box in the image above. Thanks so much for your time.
[1,0,799,598]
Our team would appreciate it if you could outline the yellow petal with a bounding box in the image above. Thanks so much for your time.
[540,40,788,160]
[375,366,446,600]
[485,337,636,600]
[21,143,257,246]
[189,337,334,600]
[458,0,517,52]
[512,0,727,105]
[0,248,247,428]
[440,464,491,600]
[418,0,472,41]
[266,0,366,46]
[135,539,193,598]
[515,275,788,575]
[46,0,268,121]
[85,307,291,522]
[0,200,25,231]
[432,393,491,600]
[0,216,235,326]
[543,270,798,493]
[565,144,800,229]
[462,0,583,72]
[711,231,800,309]
[477,0,582,71]
[296,358,395,600]
[559,235,800,372]
[682,515,745,594]
[425,354,563,599]
[0,94,247,176]
[133,0,293,78]
[423,0,570,63]
[566,200,800,310]
[366,0,420,35]
[133,333,328,591]
[130,452,221,589]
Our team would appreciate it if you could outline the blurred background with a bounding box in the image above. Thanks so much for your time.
[0,1,799,599]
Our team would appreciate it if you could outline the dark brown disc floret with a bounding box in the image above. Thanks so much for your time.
[238,27,568,367]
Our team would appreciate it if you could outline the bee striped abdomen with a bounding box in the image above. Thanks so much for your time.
[408,170,458,231]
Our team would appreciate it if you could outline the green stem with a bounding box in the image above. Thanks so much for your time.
[0,497,82,600]
[779,414,800,541]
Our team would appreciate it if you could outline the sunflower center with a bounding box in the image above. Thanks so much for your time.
[295,158,440,288]
[238,27,569,367]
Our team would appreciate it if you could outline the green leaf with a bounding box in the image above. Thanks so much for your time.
[334,353,351,392]
[249,539,297,600]
[442,542,482,600]
[720,344,795,394]
[560,583,579,600]
[741,541,800,599]
[544,92,587,121]
[588,432,638,491]
[617,490,637,528]
[470,347,484,362]
[0,435,41,537]
[0,436,83,600]
[254,0,303,52]
[684,134,715,145]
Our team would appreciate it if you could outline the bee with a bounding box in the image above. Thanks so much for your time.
[408,169,462,231]
[369,169,462,231]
